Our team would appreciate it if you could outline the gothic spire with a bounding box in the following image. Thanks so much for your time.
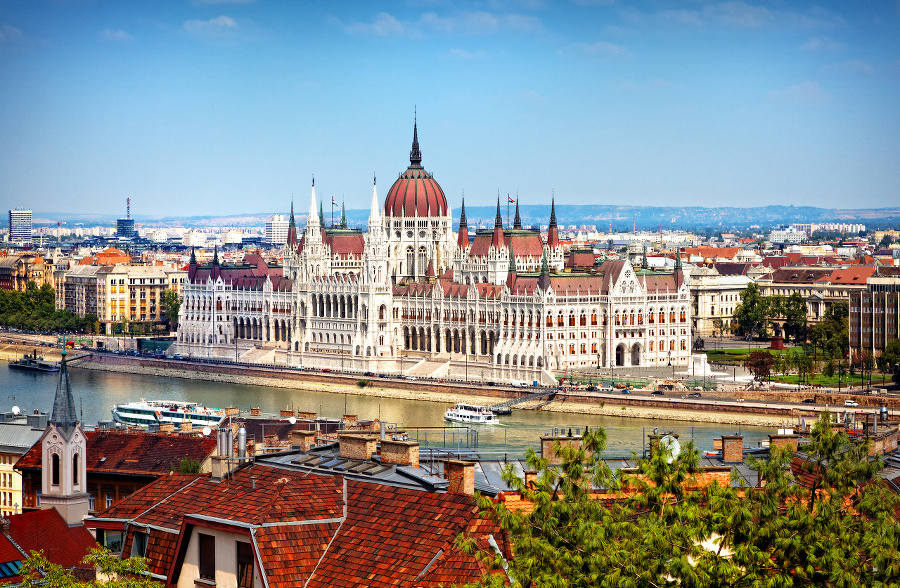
[212,246,219,266]
[538,252,551,291]
[513,199,521,230]
[641,244,648,270]
[369,175,380,223]
[51,349,78,437]
[289,201,296,228]
[409,112,422,168]
[547,197,560,248]
[492,196,504,248]
[494,196,503,228]
[674,247,683,289]
[189,247,196,265]
[340,201,347,229]
[319,201,324,226]
[457,198,469,249]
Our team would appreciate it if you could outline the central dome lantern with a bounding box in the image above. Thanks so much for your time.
[384,120,448,218]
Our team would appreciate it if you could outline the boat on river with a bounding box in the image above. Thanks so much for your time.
[8,351,59,372]
[112,399,227,428]
[444,403,497,424]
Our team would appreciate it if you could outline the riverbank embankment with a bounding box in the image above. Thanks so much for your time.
[31,351,800,427]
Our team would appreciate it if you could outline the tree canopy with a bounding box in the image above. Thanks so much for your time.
[0,282,97,334]
[462,413,900,588]
[7,547,161,588]
[732,282,769,339]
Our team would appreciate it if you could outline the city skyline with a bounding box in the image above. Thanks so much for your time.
[1,0,898,217]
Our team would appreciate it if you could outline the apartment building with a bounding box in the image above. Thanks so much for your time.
[58,264,187,333]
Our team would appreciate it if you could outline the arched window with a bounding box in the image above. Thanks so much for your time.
[73,453,79,485]
[649,341,654,351]
[51,453,60,486]
[406,247,415,276]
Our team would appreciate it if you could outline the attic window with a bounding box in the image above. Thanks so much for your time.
[99,457,106,462]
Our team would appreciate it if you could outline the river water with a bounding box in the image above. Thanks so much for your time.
[2,364,774,458]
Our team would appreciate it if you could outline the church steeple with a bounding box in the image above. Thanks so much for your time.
[457,198,469,248]
[547,197,560,248]
[492,196,504,248]
[51,350,78,437]
[410,111,422,168]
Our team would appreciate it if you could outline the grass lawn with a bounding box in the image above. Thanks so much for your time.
[769,372,893,388]
[706,348,788,365]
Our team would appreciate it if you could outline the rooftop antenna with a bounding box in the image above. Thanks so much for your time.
[127,197,131,220]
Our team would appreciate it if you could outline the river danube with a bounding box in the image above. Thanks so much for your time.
[2,364,774,457]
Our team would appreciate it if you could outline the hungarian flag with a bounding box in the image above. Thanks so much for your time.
[332,197,337,206]
[508,195,515,203]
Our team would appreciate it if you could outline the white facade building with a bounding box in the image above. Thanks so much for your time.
[265,215,290,246]
[175,123,692,381]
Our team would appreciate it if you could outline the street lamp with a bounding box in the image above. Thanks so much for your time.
[668,350,674,379]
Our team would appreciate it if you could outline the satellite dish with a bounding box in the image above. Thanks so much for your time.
[659,435,681,464]
[202,427,212,437]
[288,417,297,424]
[12,406,20,415]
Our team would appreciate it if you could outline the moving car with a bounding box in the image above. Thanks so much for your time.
[687,392,702,399]
[844,400,859,407]
[801,398,816,404]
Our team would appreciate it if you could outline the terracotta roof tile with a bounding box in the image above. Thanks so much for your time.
[17,431,217,477]
[8,510,97,568]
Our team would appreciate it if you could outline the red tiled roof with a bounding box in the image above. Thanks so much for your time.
[817,266,876,284]
[682,247,742,260]
[764,268,832,284]
[8,510,98,568]
[0,534,24,567]
[384,168,448,217]
[305,480,479,588]
[257,522,340,588]
[323,231,365,258]
[469,230,545,259]
[16,431,217,477]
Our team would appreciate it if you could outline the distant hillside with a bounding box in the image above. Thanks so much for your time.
[32,205,900,232]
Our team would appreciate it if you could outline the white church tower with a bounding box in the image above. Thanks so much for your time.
[39,348,89,525]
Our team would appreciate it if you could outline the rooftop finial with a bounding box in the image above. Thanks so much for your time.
[410,110,422,167]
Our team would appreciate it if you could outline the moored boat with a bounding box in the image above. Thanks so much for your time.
[444,403,497,424]
[112,399,227,428]
[8,351,59,372]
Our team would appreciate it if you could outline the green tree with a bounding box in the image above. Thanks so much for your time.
[178,457,202,473]
[712,317,723,337]
[9,547,162,587]
[876,338,900,381]
[780,291,808,343]
[463,413,900,588]
[733,282,769,339]
[160,289,182,332]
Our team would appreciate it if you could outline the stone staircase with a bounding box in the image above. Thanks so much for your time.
[405,358,451,378]
[239,347,278,364]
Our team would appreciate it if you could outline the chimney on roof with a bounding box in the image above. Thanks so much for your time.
[380,439,420,468]
[444,460,475,495]
[291,429,316,452]
[339,434,378,460]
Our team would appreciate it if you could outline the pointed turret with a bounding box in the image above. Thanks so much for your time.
[307,179,320,229]
[674,247,683,289]
[51,349,78,438]
[506,251,517,288]
[547,197,559,248]
[340,201,347,229]
[457,198,469,248]
[188,247,197,282]
[287,201,298,248]
[641,244,648,270]
[319,201,324,227]
[537,252,551,292]
[369,175,380,222]
[211,246,220,280]
[491,196,504,248]
[513,199,521,229]
[410,113,422,168]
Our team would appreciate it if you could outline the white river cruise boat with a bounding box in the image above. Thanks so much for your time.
[444,403,497,424]
[112,399,227,428]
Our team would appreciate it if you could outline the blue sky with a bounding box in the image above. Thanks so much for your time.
[1,0,898,218]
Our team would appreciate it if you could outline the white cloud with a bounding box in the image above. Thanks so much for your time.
[656,2,842,29]
[768,81,832,105]
[824,59,874,74]
[345,13,406,36]
[574,40,629,57]
[183,15,238,34]
[800,37,845,52]
[100,28,134,42]
[0,24,25,44]
[344,11,542,37]
[442,48,489,60]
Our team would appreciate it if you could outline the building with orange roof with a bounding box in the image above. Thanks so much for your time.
[77,246,130,266]
[0,252,52,291]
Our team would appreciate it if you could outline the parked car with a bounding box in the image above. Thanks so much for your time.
[363,371,375,377]
[844,400,859,407]
[650,390,664,396]
[801,398,816,404]
[621,389,632,394]
[687,392,702,399]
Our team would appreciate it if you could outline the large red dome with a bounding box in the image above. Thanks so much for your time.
[383,121,448,218]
